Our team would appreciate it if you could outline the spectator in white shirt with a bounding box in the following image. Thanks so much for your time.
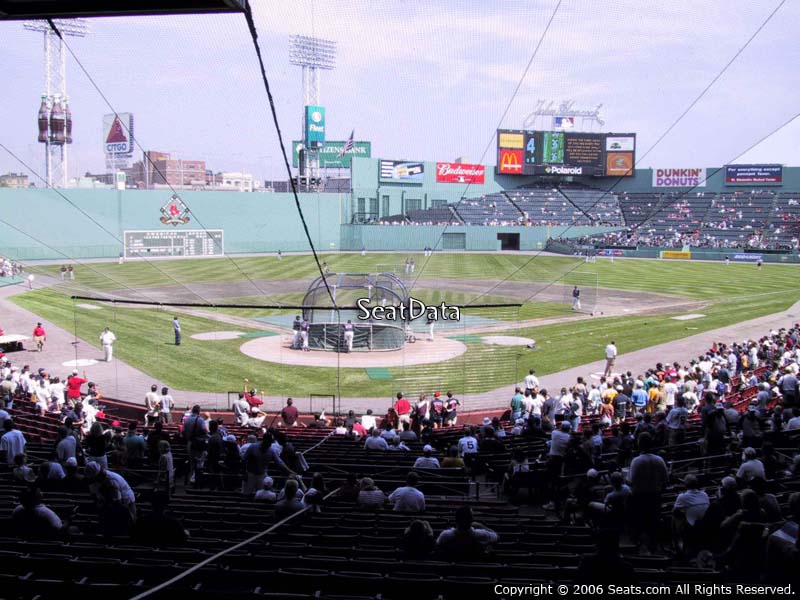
[413,445,440,469]
[33,378,50,415]
[360,409,377,432]
[457,428,479,457]
[604,341,618,378]
[524,369,539,394]
[389,472,426,512]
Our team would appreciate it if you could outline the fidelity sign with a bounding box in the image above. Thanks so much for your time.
[436,162,485,184]
[653,168,706,188]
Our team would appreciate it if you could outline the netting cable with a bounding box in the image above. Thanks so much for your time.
[241,1,337,307]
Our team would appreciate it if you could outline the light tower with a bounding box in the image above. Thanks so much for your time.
[24,19,90,188]
[289,35,335,190]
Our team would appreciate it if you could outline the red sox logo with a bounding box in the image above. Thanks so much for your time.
[159,194,191,226]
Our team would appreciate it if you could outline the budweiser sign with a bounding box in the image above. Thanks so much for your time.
[436,162,486,184]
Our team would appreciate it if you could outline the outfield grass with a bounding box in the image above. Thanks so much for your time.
[32,253,799,302]
[12,253,800,398]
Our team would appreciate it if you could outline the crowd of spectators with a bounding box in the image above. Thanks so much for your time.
[0,255,23,278]
[1,323,799,583]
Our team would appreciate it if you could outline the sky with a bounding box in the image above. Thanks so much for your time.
[1,0,798,184]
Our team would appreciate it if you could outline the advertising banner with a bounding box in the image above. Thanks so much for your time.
[597,249,624,257]
[533,164,596,176]
[661,250,692,260]
[725,164,783,185]
[103,113,134,158]
[497,149,524,174]
[652,168,706,188]
[304,105,325,147]
[435,162,485,184]
[498,131,524,149]
[605,136,635,152]
[606,152,634,176]
[292,140,371,168]
[379,160,425,182]
[733,253,763,262]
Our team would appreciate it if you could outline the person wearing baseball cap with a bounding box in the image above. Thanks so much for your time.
[413,445,440,469]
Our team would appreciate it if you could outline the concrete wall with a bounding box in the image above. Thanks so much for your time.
[0,189,344,259]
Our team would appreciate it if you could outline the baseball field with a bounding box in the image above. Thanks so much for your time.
[14,253,799,398]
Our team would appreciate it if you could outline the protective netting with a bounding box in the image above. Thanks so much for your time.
[2,1,797,414]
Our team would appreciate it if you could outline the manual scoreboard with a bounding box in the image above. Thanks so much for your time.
[123,229,224,258]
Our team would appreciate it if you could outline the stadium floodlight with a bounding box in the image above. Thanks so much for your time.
[289,35,336,191]
[289,35,336,70]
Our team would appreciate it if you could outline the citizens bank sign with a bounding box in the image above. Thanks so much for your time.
[653,168,706,188]
[436,162,485,184]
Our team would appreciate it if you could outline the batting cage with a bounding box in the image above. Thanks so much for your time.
[301,272,409,351]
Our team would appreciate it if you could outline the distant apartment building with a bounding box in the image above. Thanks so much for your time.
[0,172,30,188]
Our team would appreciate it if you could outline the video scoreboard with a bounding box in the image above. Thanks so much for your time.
[497,129,636,177]
[123,229,224,259]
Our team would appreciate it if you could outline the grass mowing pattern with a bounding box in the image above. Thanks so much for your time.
[15,256,800,398]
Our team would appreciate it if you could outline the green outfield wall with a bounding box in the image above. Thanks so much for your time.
[0,188,344,259]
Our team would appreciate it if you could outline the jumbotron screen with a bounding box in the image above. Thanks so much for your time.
[496,129,636,177]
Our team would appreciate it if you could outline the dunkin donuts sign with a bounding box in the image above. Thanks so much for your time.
[436,162,486,184]
[652,168,706,188]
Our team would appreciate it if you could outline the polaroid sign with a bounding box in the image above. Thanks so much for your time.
[653,168,706,188]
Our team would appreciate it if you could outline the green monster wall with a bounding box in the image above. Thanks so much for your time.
[0,189,345,259]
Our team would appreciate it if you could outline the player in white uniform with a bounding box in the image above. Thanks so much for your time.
[100,327,117,362]
[343,320,354,352]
